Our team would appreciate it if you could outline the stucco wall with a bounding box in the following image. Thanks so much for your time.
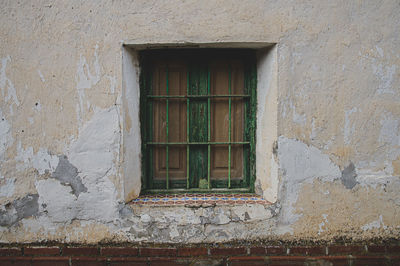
[0,0,399,243]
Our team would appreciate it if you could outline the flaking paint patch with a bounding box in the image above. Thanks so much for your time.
[278,137,341,228]
[16,143,59,175]
[341,162,358,189]
[0,194,39,226]
[361,215,387,231]
[76,44,101,125]
[0,109,12,161]
[0,56,20,108]
[0,178,15,198]
[51,155,87,197]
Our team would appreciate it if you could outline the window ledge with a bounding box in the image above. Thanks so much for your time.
[129,193,271,206]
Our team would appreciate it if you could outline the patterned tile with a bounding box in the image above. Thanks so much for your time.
[130,193,271,206]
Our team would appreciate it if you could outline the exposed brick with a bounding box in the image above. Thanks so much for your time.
[313,256,349,266]
[265,246,286,255]
[250,247,266,255]
[0,256,31,266]
[24,246,60,256]
[351,255,388,265]
[148,257,187,266]
[0,247,22,256]
[289,246,325,255]
[71,257,107,266]
[367,245,386,253]
[140,248,177,257]
[389,255,400,265]
[229,256,266,266]
[210,247,247,256]
[328,245,364,255]
[268,256,307,262]
[63,247,99,256]
[177,247,207,257]
[100,247,139,256]
[108,257,147,266]
[32,256,70,266]
[387,245,400,254]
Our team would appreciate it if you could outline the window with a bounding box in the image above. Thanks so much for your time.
[139,49,257,193]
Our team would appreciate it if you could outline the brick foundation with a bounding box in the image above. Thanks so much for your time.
[0,244,399,265]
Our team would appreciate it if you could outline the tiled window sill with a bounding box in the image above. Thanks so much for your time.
[130,194,271,206]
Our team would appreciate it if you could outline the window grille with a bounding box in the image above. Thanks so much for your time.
[140,49,256,193]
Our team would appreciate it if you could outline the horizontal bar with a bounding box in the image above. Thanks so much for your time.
[146,141,250,145]
[147,94,250,99]
[142,188,252,194]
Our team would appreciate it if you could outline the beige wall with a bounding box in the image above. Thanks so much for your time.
[0,0,399,243]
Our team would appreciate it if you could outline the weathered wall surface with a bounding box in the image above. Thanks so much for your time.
[0,0,399,243]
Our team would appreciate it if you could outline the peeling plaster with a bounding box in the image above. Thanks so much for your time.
[16,143,59,175]
[0,194,38,226]
[0,56,20,108]
[51,156,87,197]
[0,178,15,198]
[0,109,12,161]
[278,137,341,227]
[341,162,358,189]
[318,214,328,235]
[76,44,101,124]
[361,215,387,231]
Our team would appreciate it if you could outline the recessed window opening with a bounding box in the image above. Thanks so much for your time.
[139,49,257,194]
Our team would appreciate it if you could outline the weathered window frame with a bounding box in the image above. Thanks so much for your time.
[139,49,257,193]
[122,42,278,203]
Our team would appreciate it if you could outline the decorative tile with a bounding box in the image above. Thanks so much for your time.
[130,193,271,206]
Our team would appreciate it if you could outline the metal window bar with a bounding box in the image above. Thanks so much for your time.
[166,65,169,189]
[145,62,253,191]
[228,65,232,188]
[146,141,249,145]
[147,94,250,99]
[207,67,211,189]
[186,70,190,189]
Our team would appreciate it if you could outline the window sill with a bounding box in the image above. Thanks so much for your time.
[129,193,271,206]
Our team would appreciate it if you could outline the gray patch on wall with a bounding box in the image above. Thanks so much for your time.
[51,155,87,197]
[0,194,39,226]
[341,162,358,189]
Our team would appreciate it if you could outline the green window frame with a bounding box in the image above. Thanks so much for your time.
[139,49,257,194]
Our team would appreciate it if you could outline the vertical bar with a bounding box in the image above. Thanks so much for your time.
[228,65,232,188]
[166,65,169,189]
[207,67,211,189]
[186,70,190,189]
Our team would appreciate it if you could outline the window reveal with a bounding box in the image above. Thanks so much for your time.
[140,49,256,193]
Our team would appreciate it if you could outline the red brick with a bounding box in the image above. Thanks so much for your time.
[367,245,386,253]
[387,245,400,254]
[108,257,147,266]
[32,256,70,266]
[63,247,99,256]
[289,246,325,255]
[148,257,187,266]
[0,256,31,266]
[100,247,139,256]
[269,256,307,261]
[351,255,388,265]
[250,247,266,255]
[140,248,177,257]
[210,247,247,256]
[229,256,266,266]
[328,245,364,255]
[0,247,22,256]
[177,247,207,257]
[24,246,60,256]
[389,255,400,265]
[71,257,107,266]
[265,246,287,255]
[313,256,349,266]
